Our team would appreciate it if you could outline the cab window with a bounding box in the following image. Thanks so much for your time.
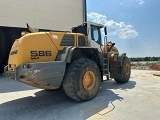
[91,26,101,45]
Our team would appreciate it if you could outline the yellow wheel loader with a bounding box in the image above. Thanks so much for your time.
[4,22,131,101]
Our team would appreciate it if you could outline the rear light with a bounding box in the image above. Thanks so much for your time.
[8,64,16,71]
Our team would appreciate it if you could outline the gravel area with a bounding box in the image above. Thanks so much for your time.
[0,70,160,120]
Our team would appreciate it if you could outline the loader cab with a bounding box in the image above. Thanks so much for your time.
[72,22,105,52]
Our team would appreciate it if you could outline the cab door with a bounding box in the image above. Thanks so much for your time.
[87,25,102,52]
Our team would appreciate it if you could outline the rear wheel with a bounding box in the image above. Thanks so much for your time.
[114,56,131,83]
[63,58,101,101]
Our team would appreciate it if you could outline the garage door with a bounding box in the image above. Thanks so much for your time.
[0,0,86,31]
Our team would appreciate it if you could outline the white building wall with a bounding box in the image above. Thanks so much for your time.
[0,0,85,31]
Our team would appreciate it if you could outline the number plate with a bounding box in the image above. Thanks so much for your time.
[30,51,52,60]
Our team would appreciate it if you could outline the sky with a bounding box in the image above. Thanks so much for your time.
[86,0,160,57]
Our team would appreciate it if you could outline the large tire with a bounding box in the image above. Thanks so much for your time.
[62,58,101,101]
[114,56,131,83]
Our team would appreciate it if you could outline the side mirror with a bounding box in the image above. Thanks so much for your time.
[112,43,115,46]
[104,26,107,35]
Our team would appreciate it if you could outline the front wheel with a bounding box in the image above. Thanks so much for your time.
[114,56,131,83]
[62,58,101,101]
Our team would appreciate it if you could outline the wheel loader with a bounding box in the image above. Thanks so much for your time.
[4,22,131,101]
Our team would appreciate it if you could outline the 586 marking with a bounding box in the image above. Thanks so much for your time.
[30,51,52,60]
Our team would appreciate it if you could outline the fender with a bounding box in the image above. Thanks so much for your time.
[55,46,74,62]
[56,46,76,63]
[118,53,126,66]
[56,47,101,63]
[109,53,127,78]
[110,53,126,67]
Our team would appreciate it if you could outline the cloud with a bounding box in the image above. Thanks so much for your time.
[136,0,144,5]
[119,0,145,5]
[87,12,138,39]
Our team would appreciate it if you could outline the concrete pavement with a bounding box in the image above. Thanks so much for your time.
[0,70,160,120]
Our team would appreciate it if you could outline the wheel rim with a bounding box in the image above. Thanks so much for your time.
[83,71,96,90]
[125,63,130,75]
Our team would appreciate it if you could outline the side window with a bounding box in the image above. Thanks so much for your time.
[78,35,86,46]
[91,28,99,41]
[90,26,101,45]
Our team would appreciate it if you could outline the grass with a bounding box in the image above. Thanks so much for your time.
[131,60,160,71]
[146,60,160,66]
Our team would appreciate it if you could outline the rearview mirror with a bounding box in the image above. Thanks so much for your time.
[104,26,107,35]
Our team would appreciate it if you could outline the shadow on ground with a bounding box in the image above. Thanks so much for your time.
[0,80,136,120]
[0,74,35,93]
[102,79,136,90]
